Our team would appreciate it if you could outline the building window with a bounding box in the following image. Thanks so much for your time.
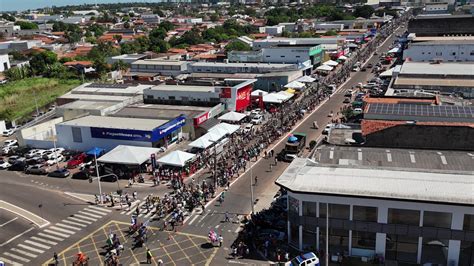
[319,228,349,255]
[290,222,299,247]
[464,214,474,231]
[435,52,442,56]
[303,201,316,217]
[460,240,474,266]
[386,235,419,263]
[71,127,82,143]
[388,208,420,226]
[452,52,456,56]
[423,211,452,229]
[168,96,175,100]
[352,231,376,250]
[280,55,285,58]
[302,226,317,251]
[288,196,299,218]
[319,203,350,220]
[421,237,449,264]
[353,206,377,222]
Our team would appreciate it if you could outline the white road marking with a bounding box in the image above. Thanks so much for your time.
[72,214,97,222]
[43,229,70,238]
[66,216,92,225]
[55,223,81,231]
[10,248,37,258]
[0,217,18,227]
[215,224,220,229]
[24,240,50,250]
[84,208,109,216]
[188,215,199,225]
[37,232,64,242]
[3,252,31,262]
[0,227,35,247]
[234,226,242,233]
[440,155,447,165]
[17,244,45,254]
[0,256,21,265]
[409,153,416,163]
[77,211,102,219]
[30,236,57,246]
[358,150,363,161]
[87,206,112,212]
[61,219,87,228]
[48,226,75,235]
[386,151,392,162]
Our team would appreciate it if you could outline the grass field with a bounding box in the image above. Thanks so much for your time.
[0,77,81,122]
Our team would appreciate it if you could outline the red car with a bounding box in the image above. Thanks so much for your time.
[67,153,87,169]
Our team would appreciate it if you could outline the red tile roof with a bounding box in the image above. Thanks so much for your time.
[63,61,93,67]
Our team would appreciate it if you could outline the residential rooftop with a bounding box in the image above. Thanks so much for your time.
[59,115,167,131]
[112,104,212,119]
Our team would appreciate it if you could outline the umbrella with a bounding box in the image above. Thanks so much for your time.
[288,135,298,142]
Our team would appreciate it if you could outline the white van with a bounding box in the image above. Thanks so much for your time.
[286,252,320,266]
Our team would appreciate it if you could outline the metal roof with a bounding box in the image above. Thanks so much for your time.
[59,116,168,131]
[399,62,474,76]
[276,158,474,205]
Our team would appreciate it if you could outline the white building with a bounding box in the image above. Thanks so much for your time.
[276,147,474,265]
[403,40,474,62]
[424,2,449,13]
[56,115,185,151]
[0,22,21,37]
[259,25,284,36]
[130,59,188,76]
[107,54,148,65]
[0,54,10,72]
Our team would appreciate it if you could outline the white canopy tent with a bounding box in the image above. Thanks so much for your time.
[388,47,401,54]
[188,136,213,149]
[251,89,269,96]
[218,111,247,122]
[297,76,316,83]
[157,150,196,167]
[316,64,334,71]
[210,123,240,135]
[323,60,339,67]
[262,93,284,104]
[284,80,305,89]
[278,91,294,99]
[98,145,160,165]
[379,67,395,77]
[338,55,348,60]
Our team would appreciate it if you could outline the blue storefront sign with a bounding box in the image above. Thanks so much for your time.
[90,115,186,142]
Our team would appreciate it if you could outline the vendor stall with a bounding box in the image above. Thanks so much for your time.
[284,81,306,90]
[218,111,247,123]
[157,150,196,167]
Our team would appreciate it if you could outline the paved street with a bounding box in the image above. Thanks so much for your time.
[0,22,405,265]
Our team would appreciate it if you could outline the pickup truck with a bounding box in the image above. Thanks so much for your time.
[278,133,307,162]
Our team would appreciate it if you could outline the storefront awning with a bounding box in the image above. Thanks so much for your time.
[323,60,339,67]
[218,111,247,122]
[210,123,240,135]
[157,150,195,167]
[296,76,316,83]
[316,65,334,71]
[98,145,160,165]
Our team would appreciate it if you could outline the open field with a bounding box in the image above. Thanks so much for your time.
[0,78,81,122]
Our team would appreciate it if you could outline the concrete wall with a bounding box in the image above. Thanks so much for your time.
[403,43,474,62]
[17,117,63,148]
[365,125,474,150]
[0,54,10,72]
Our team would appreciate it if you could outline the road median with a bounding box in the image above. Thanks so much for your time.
[0,200,50,228]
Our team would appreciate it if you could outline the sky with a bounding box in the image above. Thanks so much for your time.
[1,0,163,12]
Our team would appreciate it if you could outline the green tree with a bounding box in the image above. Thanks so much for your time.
[170,28,203,47]
[120,42,138,54]
[149,28,167,42]
[47,62,67,78]
[29,51,58,75]
[159,21,175,32]
[324,30,338,36]
[88,24,106,37]
[150,39,170,53]
[353,5,375,19]
[112,60,129,71]
[153,8,164,17]
[225,41,251,52]
[9,51,27,61]
[93,57,110,75]
[210,13,219,22]
[14,21,38,30]
[124,22,131,29]
[1,13,15,22]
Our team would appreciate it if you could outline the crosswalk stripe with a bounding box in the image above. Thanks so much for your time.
[0,256,22,265]
[88,206,112,212]
[55,223,81,231]
[37,232,64,242]
[10,248,37,258]
[43,229,70,238]
[24,240,51,250]
[17,244,45,254]
[49,226,75,235]
[72,214,97,222]
[3,252,31,262]
[77,211,102,219]
[62,219,88,227]
[84,208,109,216]
[66,216,92,225]
[120,200,140,214]
[30,236,57,246]
[125,201,146,216]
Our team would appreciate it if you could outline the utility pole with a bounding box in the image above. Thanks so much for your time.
[326,202,329,266]
[249,159,255,214]
[94,152,103,204]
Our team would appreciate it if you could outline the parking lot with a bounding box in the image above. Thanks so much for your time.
[43,221,218,266]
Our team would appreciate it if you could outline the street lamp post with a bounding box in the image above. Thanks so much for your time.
[94,152,103,204]
[249,158,255,215]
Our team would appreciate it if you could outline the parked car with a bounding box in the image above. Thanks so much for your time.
[34,149,48,157]
[4,139,18,147]
[243,123,254,134]
[367,63,373,68]
[46,155,64,166]
[250,108,261,116]
[72,170,90,180]
[251,115,263,125]
[344,91,353,97]
[0,159,11,169]
[343,98,351,103]
[25,164,47,175]
[8,161,27,171]
[48,168,70,178]
[2,129,15,137]
[323,123,334,135]
[286,252,320,266]
[25,149,40,159]
[353,108,363,114]
[2,145,17,155]
[67,153,87,169]
[8,155,22,164]
[26,156,45,165]
[48,147,65,155]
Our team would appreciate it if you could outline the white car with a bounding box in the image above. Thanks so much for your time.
[250,109,261,116]
[323,123,335,135]
[251,115,263,125]
[34,149,48,157]
[2,145,17,155]
[4,139,18,147]
[2,129,15,137]
[46,155,64,166]
[243,123,254,133]
[48,147,65,154]
[25,149,40,158]
[0,160,11,169]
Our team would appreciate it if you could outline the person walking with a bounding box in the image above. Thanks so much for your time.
[218,235,223,247]
[225,211,230,222]
[254,176,258,186]
[146,248,152,264]
[53,252,58,265]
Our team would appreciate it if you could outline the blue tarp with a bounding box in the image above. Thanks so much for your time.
[86,147,105,156]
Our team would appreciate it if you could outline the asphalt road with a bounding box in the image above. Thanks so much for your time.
[0,20,407,265]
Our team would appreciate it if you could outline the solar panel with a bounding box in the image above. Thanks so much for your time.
[366,103,474,121]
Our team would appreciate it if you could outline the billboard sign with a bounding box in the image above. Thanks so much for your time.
[235,85,251,111]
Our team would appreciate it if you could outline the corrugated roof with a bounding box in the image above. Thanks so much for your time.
[59,115,167,131]
[399,62,474,76]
